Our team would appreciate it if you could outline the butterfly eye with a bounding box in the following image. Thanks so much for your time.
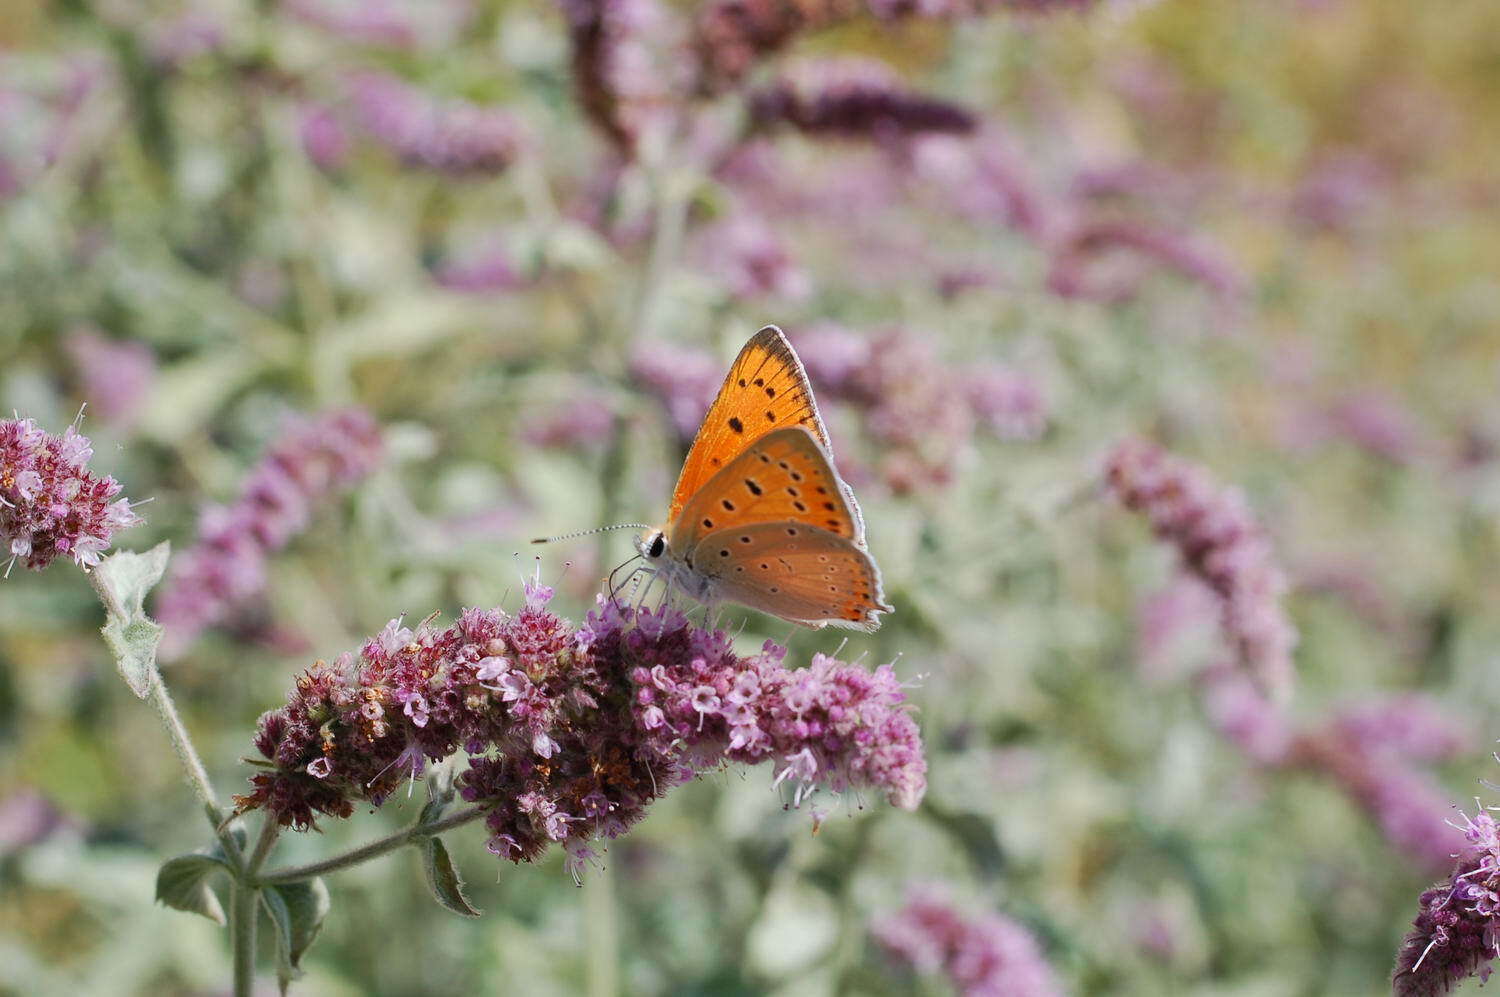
[648,534,665,558]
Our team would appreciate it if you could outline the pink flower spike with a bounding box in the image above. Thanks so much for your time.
[238,595,926,866]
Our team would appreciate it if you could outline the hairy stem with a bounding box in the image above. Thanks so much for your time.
[255,804,489,886]
[87,568,237,856]
[144,668,221,817]
[247,815,282,876]
[230,875,258,997]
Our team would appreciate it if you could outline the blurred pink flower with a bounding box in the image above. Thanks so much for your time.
[748,58,977,143]
[1135,576,1218,683]
[790,322,872,394]
[297,103,352,172]
[1296,558,1408,639]
[0,789,75,855]
[432,243,527,293]
[0,52,112,200]
[1324,390,1427,464]
[1290,151,1387,234]
[874,886,1062,997]
[560,0,680,155]
[144,11,224,69]
[692,0,1095,94]
[282,0,474,49]
[346,71,523,177]
[695,210,811,301]
[1105,438,1297,698]
[520,398,617,452]
[1198,664,1293,765]
[1049,219,1244,303]
[965,364,1047,442]
[1328,695,1470,763]
[64,328,156,432]
[154,409,382,658]
[629,340,722,440]
[913,132,1055,242]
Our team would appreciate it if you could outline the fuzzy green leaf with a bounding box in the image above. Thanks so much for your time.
[261,879,331,995]
[93,543,171,698]
[420,836,481,918]
[155,850,231,924]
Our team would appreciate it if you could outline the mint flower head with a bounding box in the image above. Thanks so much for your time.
[1392,810,1500,995]
[0,417,141,573]
[236,584,927,879]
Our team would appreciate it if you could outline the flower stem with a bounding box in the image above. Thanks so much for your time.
[247,815,282,876]
[144,667,222,817]
[86,567,237,855]
[230,875,258,997]
[255,804,489,886]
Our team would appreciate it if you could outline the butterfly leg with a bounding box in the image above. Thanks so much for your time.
[635,571,659,613]
[606,554,645,603]
[609,565,645,604]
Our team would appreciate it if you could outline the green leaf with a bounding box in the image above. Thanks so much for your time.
[93,543,171,698]
[419,837,481,918]
[261,879,331,995]
[155,850,232,924]
[93,542,171,617]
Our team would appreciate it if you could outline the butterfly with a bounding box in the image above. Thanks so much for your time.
[632,326,892,632]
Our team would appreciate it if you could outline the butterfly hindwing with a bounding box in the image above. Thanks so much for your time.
[668,426,863,555]
[691,522,891,632]
[665,326,831,527]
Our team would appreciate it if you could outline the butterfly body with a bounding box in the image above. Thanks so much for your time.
[637,327,892,632]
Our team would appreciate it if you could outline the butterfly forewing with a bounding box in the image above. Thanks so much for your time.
[693,522,891,632]
[668,426,862,554]
[666,326,831,527]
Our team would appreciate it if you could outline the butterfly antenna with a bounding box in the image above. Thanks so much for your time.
[532,524,650,544]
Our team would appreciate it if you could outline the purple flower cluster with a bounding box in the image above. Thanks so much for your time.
[346,71,523,177]
[873,886,1062,997]
[792,324,1048,493]
[0,418,141,573]
[237,587,927,876]
[154,409,382,658]
[1392,809,1500,995]
[1104,438,1296,699]
[748,58,977,142]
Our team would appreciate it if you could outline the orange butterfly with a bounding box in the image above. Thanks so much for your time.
[633,326,892,632]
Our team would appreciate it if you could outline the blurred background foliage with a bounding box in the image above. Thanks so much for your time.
[4,0,1500,993]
